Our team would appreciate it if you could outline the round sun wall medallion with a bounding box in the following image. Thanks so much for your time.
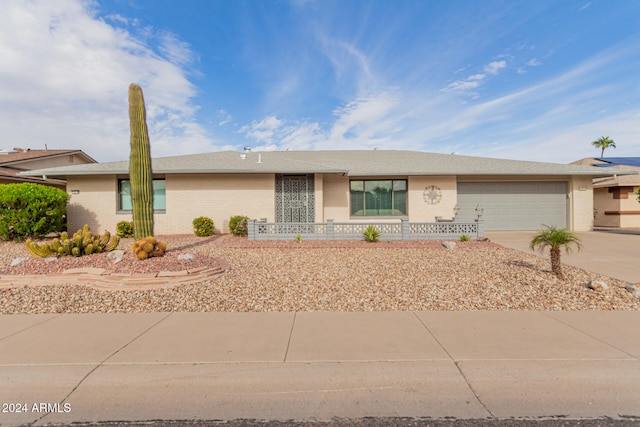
[423,185,442,204]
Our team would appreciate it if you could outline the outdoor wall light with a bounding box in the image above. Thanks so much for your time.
[453,204,460,218]
[475,204,484,219]
[70,190,80,195]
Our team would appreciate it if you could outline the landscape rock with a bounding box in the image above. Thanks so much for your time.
[442,241,456,250]
[44,257,58,263]
[588,280,609,292]
[10,257,29,267]
[624,283,640,298]
[107,250,125,264]
[178,253,196,260]
[1,235,639,314]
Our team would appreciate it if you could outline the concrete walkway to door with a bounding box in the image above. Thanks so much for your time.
[486,230,639,284]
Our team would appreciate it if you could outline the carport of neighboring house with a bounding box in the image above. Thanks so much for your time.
[457,181,568,231]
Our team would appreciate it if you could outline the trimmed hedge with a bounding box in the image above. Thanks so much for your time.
[0,183,69,241]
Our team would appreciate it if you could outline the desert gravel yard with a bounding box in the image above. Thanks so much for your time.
[0,234,638,313]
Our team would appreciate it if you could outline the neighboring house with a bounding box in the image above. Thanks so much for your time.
[20,149,634,234]
[0,147,97,189]
[572,157,640,229]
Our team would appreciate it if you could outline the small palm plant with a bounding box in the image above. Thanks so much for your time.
[530,225,582,280]
[362,225,381,242]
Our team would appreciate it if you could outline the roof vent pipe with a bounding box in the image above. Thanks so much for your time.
[257,154,262,163]
[244,146,251,153]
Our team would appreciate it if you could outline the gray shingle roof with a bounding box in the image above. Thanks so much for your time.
[20,150,637,178]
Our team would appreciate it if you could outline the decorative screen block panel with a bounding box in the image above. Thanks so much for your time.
[275,174,315,223]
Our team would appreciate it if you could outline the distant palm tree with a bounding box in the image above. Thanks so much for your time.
[530,225,582,280]
[591,136,616,158]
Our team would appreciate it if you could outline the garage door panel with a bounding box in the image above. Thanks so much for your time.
[457,182,567,231]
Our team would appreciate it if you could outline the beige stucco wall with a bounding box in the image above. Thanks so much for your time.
[620,186,640,227]
[568,176,594,232]
[164,173,274,233]
[594,185,640,228]
[66,172,598,234]
[408,176,457,222]
[322,174,350,221]
[314,174,324,222]
[66,175,117,233]
[593,187,620,227]
[66,174,275,234]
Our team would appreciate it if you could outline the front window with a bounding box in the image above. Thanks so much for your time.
[350,179,407,216]
[118,179,166,211]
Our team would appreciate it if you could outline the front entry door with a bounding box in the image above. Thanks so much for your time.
[275,174,315,222]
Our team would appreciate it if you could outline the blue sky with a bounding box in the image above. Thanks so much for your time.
[1,0,639,163]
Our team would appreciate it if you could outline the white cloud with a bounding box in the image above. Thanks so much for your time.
[240,115,284,144]
[0,0,216,161]
[483,60,507,74]
[579,2,592,12]
[282,35,639,162]
[443,60,507,93]
[280,122,324,150]
[326,92,400,148]
[526,58,542,67]
[217,110,232,127]
[240,92,405,151]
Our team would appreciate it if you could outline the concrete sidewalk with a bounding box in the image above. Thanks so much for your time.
[1,311,639,426]
[486,231,640,284]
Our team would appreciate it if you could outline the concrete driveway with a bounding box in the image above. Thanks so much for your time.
[486,230,639,284]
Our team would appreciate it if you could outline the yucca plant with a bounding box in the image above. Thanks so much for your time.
[362,225,380,242]
[530,225,582,280]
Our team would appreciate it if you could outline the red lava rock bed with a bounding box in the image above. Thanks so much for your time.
[0,234,499,276]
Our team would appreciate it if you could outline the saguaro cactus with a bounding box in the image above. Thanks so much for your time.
[128,83,154,239]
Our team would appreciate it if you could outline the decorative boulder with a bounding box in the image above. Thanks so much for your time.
[107,250,126,264]
[442,241,457,250]
[10,257,29,267]
[624,283,640,298]
[178,253,196,261]
[587,280,609,292]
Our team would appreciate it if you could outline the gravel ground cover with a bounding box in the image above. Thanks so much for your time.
[1,234,638,314]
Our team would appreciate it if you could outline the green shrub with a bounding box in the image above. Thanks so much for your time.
[460,234,471,242]
[116,221,134,238]
[362,225,380,242]
[193,216,215,237]
[229,215,249,236]
[0,183,69,241]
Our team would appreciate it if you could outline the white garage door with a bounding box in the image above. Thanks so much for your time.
[457,182,568,231]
